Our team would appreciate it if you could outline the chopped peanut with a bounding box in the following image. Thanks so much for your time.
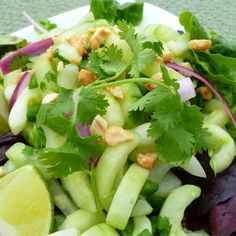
[78,69,97,86]
[104,126,133,146]
[145,72,163,91]
[79,34,89,44]
[105,86,124,100]
[57,61,64,72]
[162,51,172,62]
[90,27,111,50]
[0,166,3,177]
[137,152,157,169]
[67,36,88,57]
[42,93,59,104]
[70,58,80,65]
[197,86,213,100]
[90,115,108,136]
[187,39,212,51]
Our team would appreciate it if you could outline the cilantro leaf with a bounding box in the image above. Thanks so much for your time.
[44,71,57,83]
[36,86,108,177]
[99,44,127,76]
[39,129,103,177]
[157,216,172,236]
[36,88,74,135]
[9,53,30,70]
[118,20,163,77]
[137,229,152,236]
[77,86,109,125]
[38,19,57,31]
[89,44,126,78]
[28,74,38,89]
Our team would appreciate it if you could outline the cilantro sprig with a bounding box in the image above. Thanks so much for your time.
[130,65,210,165]
[36,87,108,177]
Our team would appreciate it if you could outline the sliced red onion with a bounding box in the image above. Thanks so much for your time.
[177,77,196,101]
[76,121,91,137]
[165,62,236,128]
[0,37,53,75]
[10,72,31,110]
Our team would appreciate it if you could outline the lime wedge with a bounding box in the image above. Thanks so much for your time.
[0,165,53,236]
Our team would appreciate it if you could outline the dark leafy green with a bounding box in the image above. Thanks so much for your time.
[0,35,27,58]
[90,0,143,25]
[179,11,209,40]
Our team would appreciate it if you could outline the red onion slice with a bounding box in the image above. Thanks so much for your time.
[165,62,236,128]
[0,37,53,75]
[10,72,32,110]
[76,121,91,137]
[177,77,196,101]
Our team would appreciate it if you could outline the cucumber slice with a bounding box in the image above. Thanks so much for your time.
[106,164,150,230]
[49,228,80,236]
[102,91,124,127]
[0,89,9,134]
[49,179,77,216]
[62,171,97,213]
[96,131,140,208]
[133,216,152,236]
[60,209,105,233]
[155,172,182,198]
[80,223,119,236]
[8,87,41,135]
[159,185,201,236]
[131,199,153,217]
[57,64,78,89]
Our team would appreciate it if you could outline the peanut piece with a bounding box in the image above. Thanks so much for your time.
[104,126,133,146]
[90,115,108,136]
[197,86,213,100]
[78,69,97,86]
[162,51,172,62]
[187,39,212,51]
[137,152,157,169]
[67,36,88,57]
[42,93,59,104]
[105,86,124,100]
[90,27,111,50]
[145,72,163,91]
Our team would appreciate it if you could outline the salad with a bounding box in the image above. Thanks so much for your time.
[0,0,236,235]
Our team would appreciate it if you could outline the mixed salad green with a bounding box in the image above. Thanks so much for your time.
[0,0,236,235]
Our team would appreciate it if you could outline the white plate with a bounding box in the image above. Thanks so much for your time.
[12,2,183,42]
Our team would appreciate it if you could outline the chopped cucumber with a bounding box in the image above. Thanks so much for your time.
[180,156,206,178]
[0,89,9,134]
[143,24,179,43]
[8,87,41,135]
[49,179,77,216]
[80,223,119,236]
[159,185,201,236]
[49,228,80,236]
[96,131,140,208]
[62,171,97,213]
[57,64,78,89]
[133,216,152,236]
[102,91,124,127]
[60,209,105,233]
[155,171,182,198]
[42,125,67,148]
[106,164,150,230]
[131,199,153,217]
[149,160,171,183]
